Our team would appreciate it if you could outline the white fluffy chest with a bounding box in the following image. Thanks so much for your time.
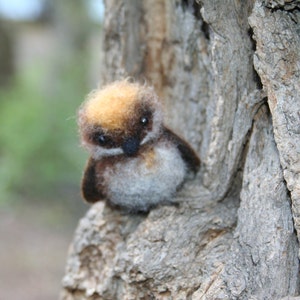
[102,142,187,211]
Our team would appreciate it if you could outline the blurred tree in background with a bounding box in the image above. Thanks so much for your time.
[0,2,104,299]
[0,0,102,217]
[0,20,14,86]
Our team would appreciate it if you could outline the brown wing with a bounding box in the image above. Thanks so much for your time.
[81,157,105,203]
[162,126,200,173]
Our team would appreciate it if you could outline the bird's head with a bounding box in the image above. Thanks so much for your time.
[78,80,163,158]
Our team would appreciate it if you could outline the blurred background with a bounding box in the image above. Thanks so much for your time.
[0,0,104,299]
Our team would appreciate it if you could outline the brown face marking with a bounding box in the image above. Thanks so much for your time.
[85,102,154,149]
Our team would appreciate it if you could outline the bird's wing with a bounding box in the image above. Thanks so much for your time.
[162,126,200,173]
[81,157,105,203]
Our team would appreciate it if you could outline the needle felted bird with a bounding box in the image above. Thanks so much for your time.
[78,79,200,213]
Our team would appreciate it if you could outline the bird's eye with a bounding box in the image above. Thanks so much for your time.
[140,116,149,126]
[98,134,108,145]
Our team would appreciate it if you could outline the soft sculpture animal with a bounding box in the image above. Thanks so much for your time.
[78,80,200,212]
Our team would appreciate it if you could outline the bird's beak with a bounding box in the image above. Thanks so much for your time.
[122,136,140,156]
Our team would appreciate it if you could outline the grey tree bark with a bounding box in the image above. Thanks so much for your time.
[60,1,300,299]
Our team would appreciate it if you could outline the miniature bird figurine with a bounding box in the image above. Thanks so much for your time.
[78,79,200,213]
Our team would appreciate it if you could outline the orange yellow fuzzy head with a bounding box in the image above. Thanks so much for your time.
[82,80,141,131]
[78,79,164,156]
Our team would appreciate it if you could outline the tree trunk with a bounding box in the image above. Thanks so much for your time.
[60,0,300,299]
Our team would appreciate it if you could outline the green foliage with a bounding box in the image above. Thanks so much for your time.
[0,59,88,204]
